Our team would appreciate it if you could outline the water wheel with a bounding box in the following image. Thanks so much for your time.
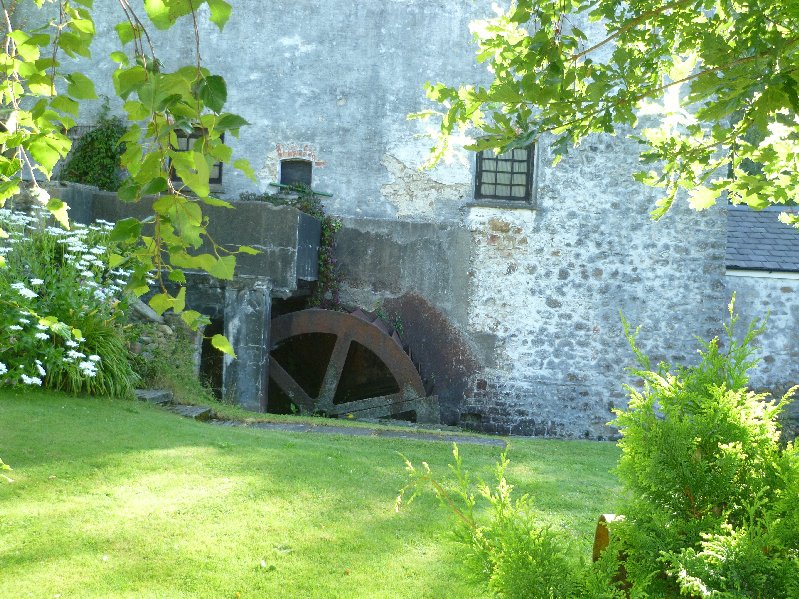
[268,309,437,422]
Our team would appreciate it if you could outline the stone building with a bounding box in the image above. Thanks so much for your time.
[17,2,799,437]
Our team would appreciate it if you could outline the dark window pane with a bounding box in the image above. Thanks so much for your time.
[475,144,534,201]
[281,160,313,187]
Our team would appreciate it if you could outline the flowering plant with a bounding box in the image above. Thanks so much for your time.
[0,206,138,396]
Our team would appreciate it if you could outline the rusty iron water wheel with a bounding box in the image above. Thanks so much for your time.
[268,309,429,420]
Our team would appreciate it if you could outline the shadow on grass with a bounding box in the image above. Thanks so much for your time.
[1,390,517,597]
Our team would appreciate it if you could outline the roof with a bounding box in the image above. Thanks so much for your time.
[726,205,799,272]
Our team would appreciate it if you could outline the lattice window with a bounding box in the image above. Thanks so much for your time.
[475,145,534,201]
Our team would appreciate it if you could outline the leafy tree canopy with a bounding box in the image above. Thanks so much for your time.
[418,0,799,227]
[0,0,253,348]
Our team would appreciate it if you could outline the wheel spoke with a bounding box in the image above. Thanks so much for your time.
[317,334,352,407]
[269,356,315,413]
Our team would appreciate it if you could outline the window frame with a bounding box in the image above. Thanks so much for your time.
[170,127,224,189]
[279,158,313,188]
[471,142,537,208]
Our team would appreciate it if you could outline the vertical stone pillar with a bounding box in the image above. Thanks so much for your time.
[222,276,272,412]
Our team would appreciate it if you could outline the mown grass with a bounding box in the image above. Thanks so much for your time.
[0,390,620,598]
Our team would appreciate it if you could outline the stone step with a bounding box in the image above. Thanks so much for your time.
[135,389,174,406]
[169,405,214,421]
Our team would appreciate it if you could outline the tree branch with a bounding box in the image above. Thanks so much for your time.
[572,0,694,61]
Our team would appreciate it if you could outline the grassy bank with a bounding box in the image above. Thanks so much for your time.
[0,390,619,598]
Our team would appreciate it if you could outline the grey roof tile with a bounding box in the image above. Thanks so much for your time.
[726,205,799,273]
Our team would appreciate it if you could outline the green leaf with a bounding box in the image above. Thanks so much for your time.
[29,135,69,175]
[108,253,126,268]
[143,0,172,29]
[141,176,169,196]
[209,255,236,280]
[201,196,233,208]
[115,22,137,45]
[198,75,227,113]
[168,269,187,283]
[238,245,260,255]
[173,287,186,313]
[149,292,173,316]
[180,310,205,329]
[211,333,236,358]
[46,198,70,229]
[109,51,129,65]
[208,0,232,30]
[687,186,722,211]
[234,158,256,181]
[123,100,149,121]
[50,95,79,116]
[216,113,249,131]
[110,217,142,242]
[66,72,97,99]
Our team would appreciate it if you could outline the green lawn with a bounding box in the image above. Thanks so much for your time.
[0,390,620,598]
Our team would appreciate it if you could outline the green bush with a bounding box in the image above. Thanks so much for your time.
[60,112,127,191]
[613,301,798,596]
[398,447,624,599]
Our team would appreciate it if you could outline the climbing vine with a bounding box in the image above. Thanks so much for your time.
[240,186,342,309]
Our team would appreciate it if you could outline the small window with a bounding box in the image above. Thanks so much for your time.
[171,128,223,186]
[475,145,534,201]
[280,159,312,187]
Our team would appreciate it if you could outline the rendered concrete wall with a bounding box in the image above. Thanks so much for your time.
[55,183,320,295]
[726,273,799,434]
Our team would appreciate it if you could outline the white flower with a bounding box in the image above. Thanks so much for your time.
[10,282,37,299]
[18,318,30,324]
[9,325,22,331]
[34,332,49,340]
[36,323,48,331]
[65,340,79,348]
[20,374,42,386]
[34,360,46,376]
[88,354,101,362]
[0,362,7,375]
[67,350,85,359]
[79,361,98,377]
[29,278,44,286]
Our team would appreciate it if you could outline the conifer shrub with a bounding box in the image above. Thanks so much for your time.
[613,301,798,596]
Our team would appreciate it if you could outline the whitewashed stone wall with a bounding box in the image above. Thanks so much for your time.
[16,1,796,436]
